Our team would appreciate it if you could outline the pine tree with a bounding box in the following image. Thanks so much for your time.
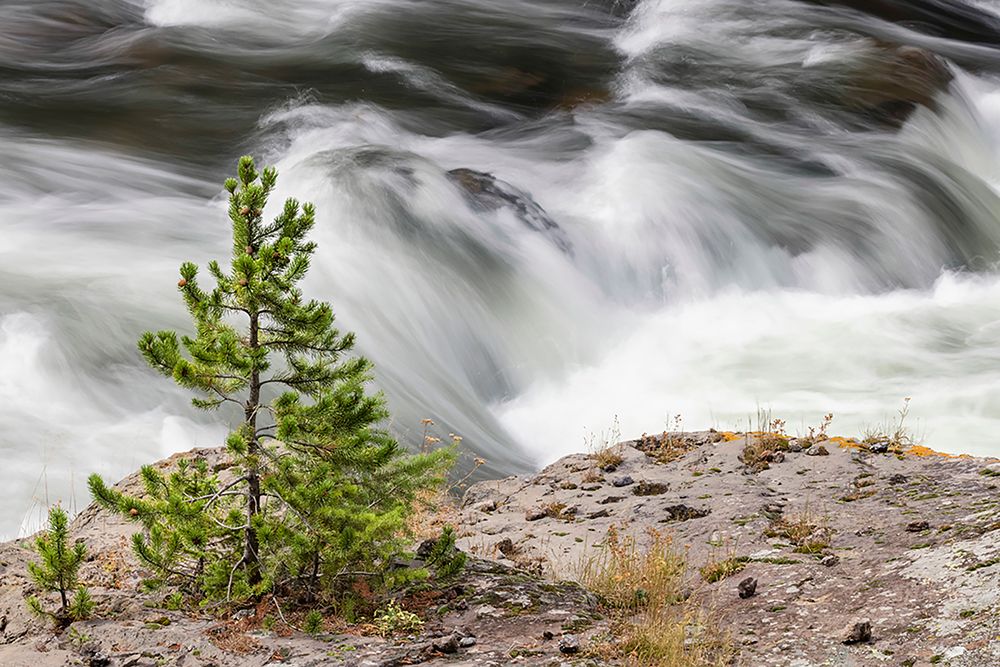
[25,506,94,625]
[89,156,454,601]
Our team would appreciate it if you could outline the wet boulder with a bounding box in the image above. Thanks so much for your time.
[446,168,571,253]
[846,43,954,126]
[804,0,1000,46]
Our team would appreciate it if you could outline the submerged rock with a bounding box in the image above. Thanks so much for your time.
[804,0,1000,45]
[446,168,571,253]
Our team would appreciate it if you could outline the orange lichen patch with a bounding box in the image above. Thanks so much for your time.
[720,431,743,442]
[906,445,972,459]
[830,436,862,449]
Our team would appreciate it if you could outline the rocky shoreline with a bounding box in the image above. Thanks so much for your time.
[2,431,999,666]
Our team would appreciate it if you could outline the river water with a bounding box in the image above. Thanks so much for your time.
[3,0,1000,536]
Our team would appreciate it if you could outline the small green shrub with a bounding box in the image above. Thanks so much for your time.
[373,601,423,637]
[25,506,93,626]
[303,610,324,635]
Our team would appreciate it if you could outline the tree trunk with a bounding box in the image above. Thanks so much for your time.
[245,310,262,587]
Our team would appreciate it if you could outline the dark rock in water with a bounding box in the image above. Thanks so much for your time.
[804,0,1000,45]
[558,634,580,654]
[738,577,758,599]
[841,620,873,645]
[446,168,571,253]
[806,445,830,456]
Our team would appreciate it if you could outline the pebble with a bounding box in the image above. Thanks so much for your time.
[612,475,634,487]
[738,576,758,599]
[525,508,547,521]
[806,445,830,457]
[841,620,872,644]
[558,634,580,654]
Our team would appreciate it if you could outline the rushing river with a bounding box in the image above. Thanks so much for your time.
[3,0,1000,536]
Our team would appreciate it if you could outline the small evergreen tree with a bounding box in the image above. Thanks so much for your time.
[25,506,94,625]
[89,156,454,601]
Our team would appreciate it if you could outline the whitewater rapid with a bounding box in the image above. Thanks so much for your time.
[3,0,1000,536]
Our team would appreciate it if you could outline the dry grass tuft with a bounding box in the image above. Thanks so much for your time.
[637,415,700,465]
[581,526,686,611]
[698,556,749,583]
[861,397,917,453]
[765,507,832,555]
[740,414,789,472]
[581,525,733,666]
[587,416,625,470]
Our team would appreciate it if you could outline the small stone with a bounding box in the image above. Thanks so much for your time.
[587,508,611,519]
[841,620,872,644]
[820,554,839,567]
[80,644,111,667]
[599,495,624,505]
[433,634,460,654]
[495,538,516,558]
[806,445,829,456]
[601,463,618,473]
[558,635,580,654]
[738,577,757,599]
[771,451,785,463]
[477,500,497,513]
[458,635,477,648]
[906,521,930,532]
[525,508,547,521]
[612,475,634,487]
[542,630,554,640]
[887,473,908,485]
[761,502,784,520]
[868,442,890,454]
[787,442,803,453]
